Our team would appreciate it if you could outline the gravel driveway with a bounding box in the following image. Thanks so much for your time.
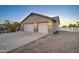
[0,31,46,53]
[8,31,79,53]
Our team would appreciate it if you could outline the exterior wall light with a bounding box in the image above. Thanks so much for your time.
[34,22,37,26]
[48,21,52,29]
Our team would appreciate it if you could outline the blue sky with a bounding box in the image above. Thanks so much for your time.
[0,5,79,26]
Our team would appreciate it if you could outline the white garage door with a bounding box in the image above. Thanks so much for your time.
[38,23,48,34]
[24,24,34,32]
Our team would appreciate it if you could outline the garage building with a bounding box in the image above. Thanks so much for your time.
[20,12,60,34]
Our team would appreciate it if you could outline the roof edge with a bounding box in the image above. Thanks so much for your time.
[21,12,60,24]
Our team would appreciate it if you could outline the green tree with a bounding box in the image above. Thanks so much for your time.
[4,20,20,32]
[68,24,77,27]
[4,20,12,30]
[62,25,67,28]
[11,22,20,32]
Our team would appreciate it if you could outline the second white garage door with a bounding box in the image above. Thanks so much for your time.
[38,23,48,34]
[24,24,34,32]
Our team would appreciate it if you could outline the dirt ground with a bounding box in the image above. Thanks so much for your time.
[8,31,79,53]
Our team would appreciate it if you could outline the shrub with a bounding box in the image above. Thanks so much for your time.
[53,31,59,34]
[4,20,20,32]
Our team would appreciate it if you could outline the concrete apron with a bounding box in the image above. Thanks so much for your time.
[0,31,47,53]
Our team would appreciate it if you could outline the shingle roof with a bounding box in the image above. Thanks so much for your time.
[21,12,60,24]
[51,16,60,24]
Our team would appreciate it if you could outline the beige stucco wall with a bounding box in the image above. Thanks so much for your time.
[20,14,59,34]
[20,23,24,30]
[53,22,59,32]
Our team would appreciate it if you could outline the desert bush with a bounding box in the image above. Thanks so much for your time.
[53,31,59,34]
[4,20,20,32]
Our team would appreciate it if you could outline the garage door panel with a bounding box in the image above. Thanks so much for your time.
[24,24,33,32]
[38,23,48,34]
